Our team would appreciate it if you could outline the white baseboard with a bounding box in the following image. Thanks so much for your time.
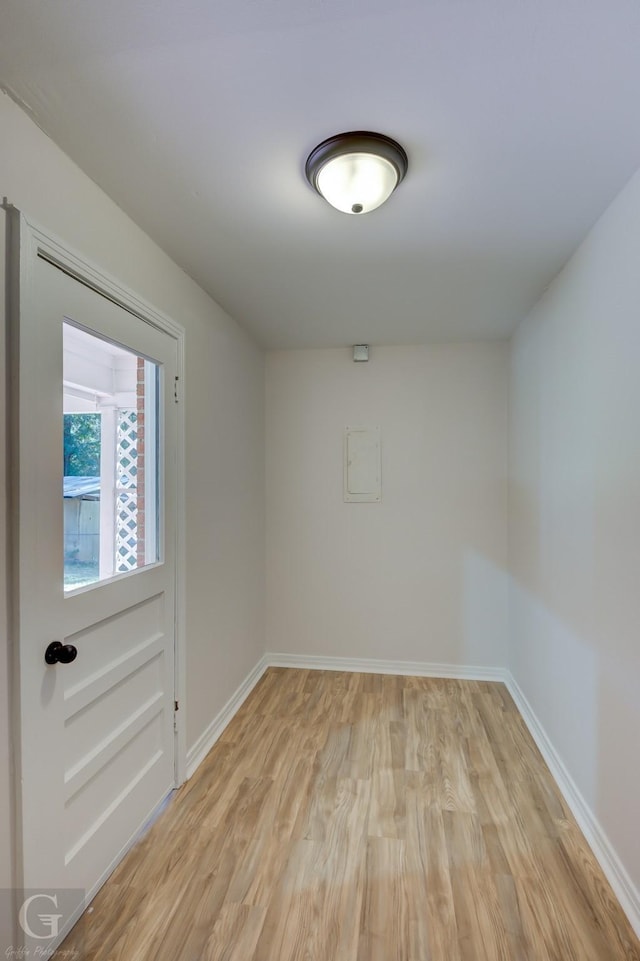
[186,655,269,778]
[506,672,640,939]
[266,651,507,683]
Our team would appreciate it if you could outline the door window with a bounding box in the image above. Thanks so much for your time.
[63,322,160,591]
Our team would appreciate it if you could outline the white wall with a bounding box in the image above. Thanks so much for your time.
[266,344,509,668]
[509,167,640,902]
[0,93,265,903]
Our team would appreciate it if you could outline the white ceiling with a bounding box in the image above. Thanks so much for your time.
[2,0,640,348]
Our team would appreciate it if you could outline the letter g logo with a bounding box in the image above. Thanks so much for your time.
[18,893,64,940]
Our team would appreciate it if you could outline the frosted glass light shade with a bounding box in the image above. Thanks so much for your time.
[305,131,408,215]
[316,153,398,214]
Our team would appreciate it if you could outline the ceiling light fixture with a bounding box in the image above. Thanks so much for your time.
[305,131,408,215]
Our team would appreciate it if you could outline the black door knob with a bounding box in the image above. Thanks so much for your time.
[45,641,78,665]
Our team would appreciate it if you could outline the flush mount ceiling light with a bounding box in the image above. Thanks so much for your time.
[305,131,408,215]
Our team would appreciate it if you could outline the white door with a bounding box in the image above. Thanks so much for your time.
[12,245,179,946]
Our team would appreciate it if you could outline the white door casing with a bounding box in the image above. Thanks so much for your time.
[8,210,186,946]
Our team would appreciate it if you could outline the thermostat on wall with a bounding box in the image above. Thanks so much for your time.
[353,344,369,362]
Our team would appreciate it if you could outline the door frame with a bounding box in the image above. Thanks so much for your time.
[6,206,188,896]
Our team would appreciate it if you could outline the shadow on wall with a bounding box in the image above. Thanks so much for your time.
[462,551,509,669]
[509,578,599,808]
[596,653,640,881]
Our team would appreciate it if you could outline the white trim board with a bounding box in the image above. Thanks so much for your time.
[267,651,507,683]
[505,672,640,940]
[186,656,269,778]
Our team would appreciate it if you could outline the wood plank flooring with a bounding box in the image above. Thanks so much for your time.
[63,668,640,960]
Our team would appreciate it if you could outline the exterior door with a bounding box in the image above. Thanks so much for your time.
[12,232,180,949]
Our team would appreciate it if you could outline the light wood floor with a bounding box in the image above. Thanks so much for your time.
[64,668,640,960]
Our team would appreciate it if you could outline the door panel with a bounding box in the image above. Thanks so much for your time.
[14,250,178,947]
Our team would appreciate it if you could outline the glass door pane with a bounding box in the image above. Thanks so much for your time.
[63,322,160,591]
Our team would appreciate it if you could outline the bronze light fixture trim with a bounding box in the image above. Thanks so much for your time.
[305,131,408,215]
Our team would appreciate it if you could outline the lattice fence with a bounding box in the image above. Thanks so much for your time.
[116,410,139,572]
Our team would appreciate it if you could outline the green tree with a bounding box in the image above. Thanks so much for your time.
[63,413,101,476]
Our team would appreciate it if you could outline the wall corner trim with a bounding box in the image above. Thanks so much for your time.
[505,672,640,939]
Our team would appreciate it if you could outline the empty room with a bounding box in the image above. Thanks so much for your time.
[1,1,639,958]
